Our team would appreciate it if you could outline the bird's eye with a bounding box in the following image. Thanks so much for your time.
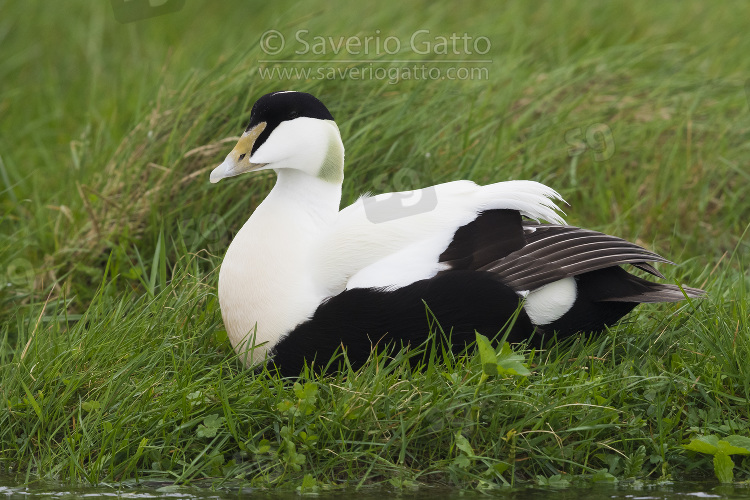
[239,153,246,161]
[289,111,298,119]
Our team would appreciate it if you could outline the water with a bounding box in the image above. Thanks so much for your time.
[0,480,748,500]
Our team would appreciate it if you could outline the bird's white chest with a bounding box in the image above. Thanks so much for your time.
[217,208,327,365]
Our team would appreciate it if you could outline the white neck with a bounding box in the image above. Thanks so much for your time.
[268,168,342,225]
[217,168,342,366]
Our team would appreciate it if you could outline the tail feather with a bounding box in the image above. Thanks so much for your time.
[539,267,705,340]
[596,272,706,303]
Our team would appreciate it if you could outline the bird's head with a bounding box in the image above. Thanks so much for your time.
[210,91,344,184]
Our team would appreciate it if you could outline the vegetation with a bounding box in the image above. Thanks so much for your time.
[1,0,749,490]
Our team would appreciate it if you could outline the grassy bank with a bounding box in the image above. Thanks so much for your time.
[1,0,749,489]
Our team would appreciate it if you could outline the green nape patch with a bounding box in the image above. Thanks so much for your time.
[317,122,345,184]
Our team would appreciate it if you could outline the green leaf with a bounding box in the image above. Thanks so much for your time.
[547,474,571,488]
[716,439,750,456]
[257,438,271,454]
[297,381,318,415]
[683,435,720,455]
[196,413,224,438]
[300,473,317,490]
[590,469,617,483]
[81,400,100,413]
[213,329,228,345]
[722,435,750,454]
[713,452,735,483]
[475,334,530,377]
[203,413,224,428]
[277,399,294,413]
[455,432,474,457]
[684,435,750,457]
[196,425,216,438]
[293,382,304,399]
[295,381,318,402]
[475,332,498,376]
[496,342,531,376]
[624,445,647,478]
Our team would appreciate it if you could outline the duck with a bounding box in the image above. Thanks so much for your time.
[209,90,704,377]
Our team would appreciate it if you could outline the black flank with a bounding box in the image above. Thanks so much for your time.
[268,271,536,377]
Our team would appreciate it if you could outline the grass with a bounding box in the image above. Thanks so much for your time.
[1,0,750,490]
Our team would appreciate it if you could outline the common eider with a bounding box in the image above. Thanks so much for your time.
[210,91,704,376]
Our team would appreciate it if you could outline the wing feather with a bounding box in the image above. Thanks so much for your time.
[478,224,682,292]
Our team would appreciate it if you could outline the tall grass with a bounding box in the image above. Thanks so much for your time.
[1,0,749,489]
